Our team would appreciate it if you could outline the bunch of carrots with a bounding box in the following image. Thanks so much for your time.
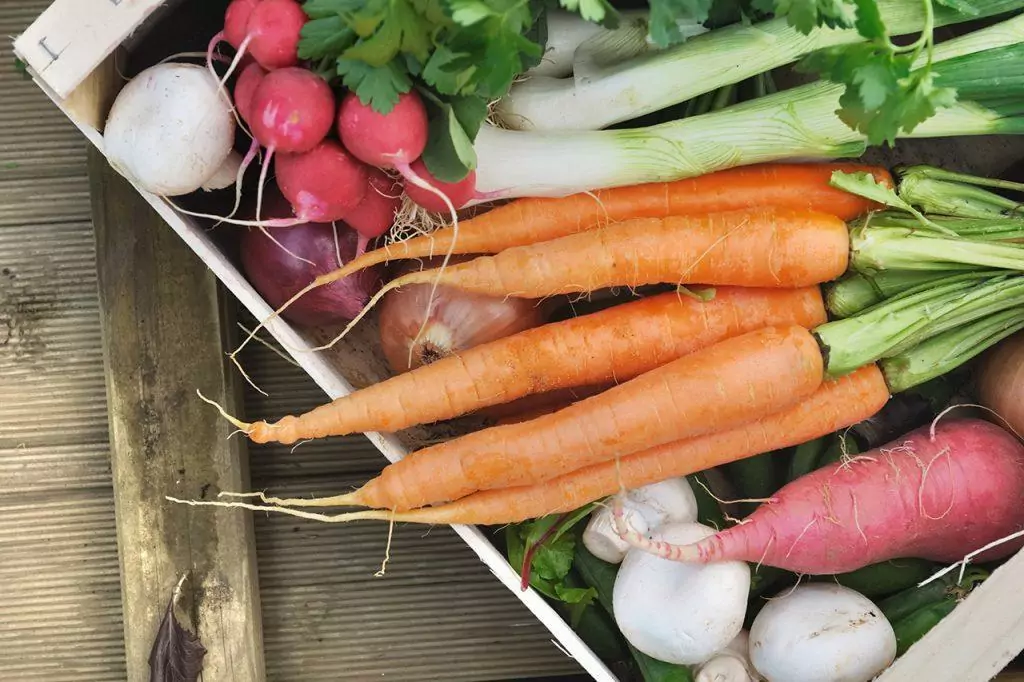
[180,160,915,527]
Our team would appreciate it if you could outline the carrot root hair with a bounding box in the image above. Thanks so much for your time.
[217,489,359,508]
[195,390,252,432]
[165,495,389,523]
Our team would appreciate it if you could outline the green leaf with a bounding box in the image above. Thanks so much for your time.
[852,0,886,41]
[777,0,857,34]
[648,0,714,47]
[558,0,618,25]
[422,45,477,95]
[449,95,489,139]
[422,100,478,183]
[337,58,413,112]
[555,584,599,628]
[829,170,955,233]
[532,533,576,583]
[303,0,369,19]
[341,0,434,66]
[447,0,495,25]
[933,0,980,14]
[298,16,357,60]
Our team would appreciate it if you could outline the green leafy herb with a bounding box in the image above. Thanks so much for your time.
[337,58,413,110]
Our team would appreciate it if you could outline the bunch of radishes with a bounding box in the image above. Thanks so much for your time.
[219,0,480,253]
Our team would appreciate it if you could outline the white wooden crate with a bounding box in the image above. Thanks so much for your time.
[13,1,1024,680]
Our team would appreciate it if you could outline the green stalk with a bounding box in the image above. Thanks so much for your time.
[825,270,963,318]
[881,307,1024,392]
[814,271,1005,378]
[897,175,1024,219]
[851,224,1024,274]
[867,213,1024,241]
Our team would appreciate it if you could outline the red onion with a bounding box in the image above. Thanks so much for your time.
[240,215,381,327]
[378,257,548,373]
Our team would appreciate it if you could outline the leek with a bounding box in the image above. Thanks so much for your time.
[493,0,1024,132]
[524,9,662,79]
[475,14,1024,200]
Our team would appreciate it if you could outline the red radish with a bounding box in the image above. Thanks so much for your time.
[176,68,338,230]
[234,61,267,125]
[343,168,402,253]
[404,160,478,212]
[250,68,334,153]
[245,0,307,70]
[338,91,429,170]
[225,0,261,49]
[212,0,305,88]
[614,418,1024,574]
[276,140,369,222]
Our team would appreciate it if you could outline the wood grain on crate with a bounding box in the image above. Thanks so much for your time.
[89,147,265,682]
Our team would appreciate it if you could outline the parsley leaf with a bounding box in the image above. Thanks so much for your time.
[775,0,857,34]
[298,17,356,60]
[558,0,619,25]
[342,0,434,66]
[648,0,715,47]
[337,58,413,111]
[302,0,369,19]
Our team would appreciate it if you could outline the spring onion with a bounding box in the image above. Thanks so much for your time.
[474,14,1024,199]
[492,0,1024,132]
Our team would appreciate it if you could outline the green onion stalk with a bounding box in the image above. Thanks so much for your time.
[475,14,1024,199]
[492,0,1024,132]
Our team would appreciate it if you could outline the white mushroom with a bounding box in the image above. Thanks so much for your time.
[104,62,237,196]
[582,477,698,564]
[748,583,897,682]
[612,521,750,666]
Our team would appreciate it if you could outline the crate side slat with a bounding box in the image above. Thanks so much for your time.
[12,0,165,99]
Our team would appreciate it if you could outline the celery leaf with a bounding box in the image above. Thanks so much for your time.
[775,0,857,34]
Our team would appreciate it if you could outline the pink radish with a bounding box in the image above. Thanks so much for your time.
[225,0,261,49]
[343,168,403,254]
[211,0,305,89]
[613,418,1024,574]
[234,61,267,125]
[174,67,337,231]
[275,140,369,222]
[404,159,478,212]
[250,67,334,153]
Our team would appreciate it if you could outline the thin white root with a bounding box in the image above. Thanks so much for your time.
[784,519,816,559]
[375,513,396,578]
[166,496,370,523]
[217,490,355,508]
[195,389,251,431]
[389,195,448,244]
[918,527,1024,588]
[218,34,252,88]
[930,402,1024,442]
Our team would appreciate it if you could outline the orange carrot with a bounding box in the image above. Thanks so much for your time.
[387,208,848,298]
[304,325,825,511]
[321,162,889,281]
[238,286,826,443]
[176,366,888,527]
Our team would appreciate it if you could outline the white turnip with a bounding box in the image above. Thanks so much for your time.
[612,521,750,666]
[103,62,237,197]
[749,583,896,682]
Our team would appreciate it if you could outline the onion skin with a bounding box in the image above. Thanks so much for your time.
[240,220,381,327]
[378,257,548,373]
[977,331,1024,436]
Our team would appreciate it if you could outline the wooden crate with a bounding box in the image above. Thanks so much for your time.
[13,1,1024,680]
